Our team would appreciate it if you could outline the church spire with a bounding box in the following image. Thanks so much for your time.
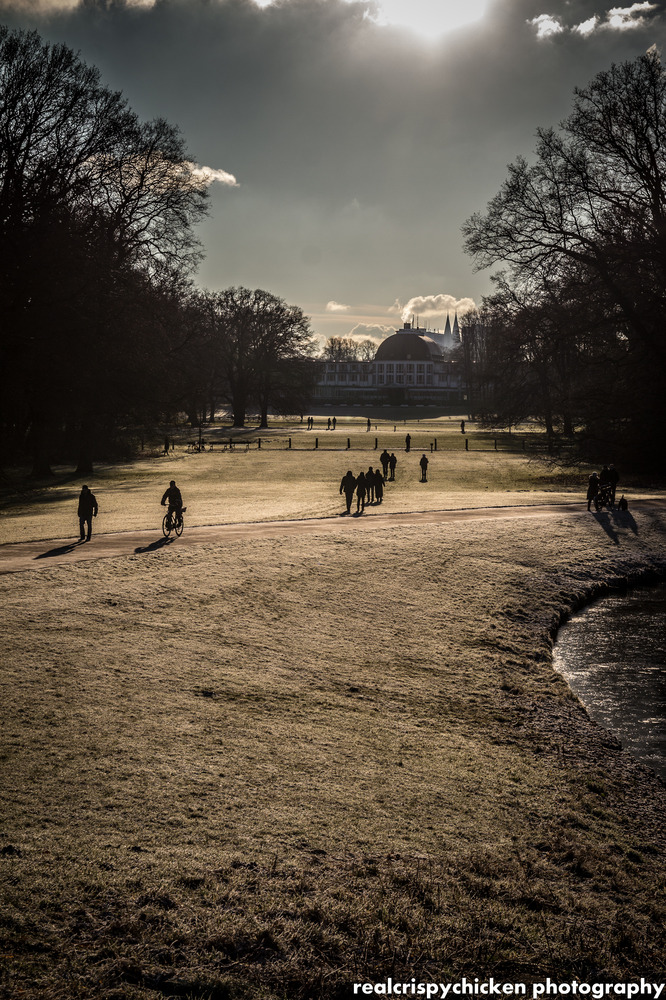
[452,312,460,342]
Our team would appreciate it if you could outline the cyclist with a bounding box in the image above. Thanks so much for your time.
[161,480,183,527]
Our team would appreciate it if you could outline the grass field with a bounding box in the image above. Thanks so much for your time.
[1,418,666,999]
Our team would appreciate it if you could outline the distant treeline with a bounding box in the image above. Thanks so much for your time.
[462,50,666,470]
[0,26,317,476]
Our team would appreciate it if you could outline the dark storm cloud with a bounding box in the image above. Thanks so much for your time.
[1,0,665,334]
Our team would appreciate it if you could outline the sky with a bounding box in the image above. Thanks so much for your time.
[1,0,665,347]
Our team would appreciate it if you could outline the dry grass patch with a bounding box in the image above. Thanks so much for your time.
[2,506,666,997]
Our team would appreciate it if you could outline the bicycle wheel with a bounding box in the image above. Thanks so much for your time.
[175,515,184,537]
[162,513,172,537]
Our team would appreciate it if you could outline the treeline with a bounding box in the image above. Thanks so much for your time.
[0,26,316,477]
[462,50,666,469]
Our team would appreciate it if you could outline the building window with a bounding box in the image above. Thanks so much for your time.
[417,374,424,384]
[378,375,384,384]
[396,363,404,373]
[417,363,424,373]
[396,375,404,384]
[407,374,414,384]
[386,364,394,373]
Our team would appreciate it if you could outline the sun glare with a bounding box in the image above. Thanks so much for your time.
[374,0,490,36]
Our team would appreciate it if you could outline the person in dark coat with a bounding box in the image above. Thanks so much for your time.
[380,449,390,480]
[366,466,376,503]
[460,420,465,434]
[586,472,599,511]
[339,470,356,514]
[355,472,366,513]
[374,469,384,504]
[332,416,337,430]
[609,464,619,505]
[388,453,397,480]
[77,485,98,541]
[161,480,183,517]
[419,454,429,482]
[405,433,411,452]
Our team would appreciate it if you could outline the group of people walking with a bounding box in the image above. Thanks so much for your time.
[339,450,398,514]
[586,464,621,511]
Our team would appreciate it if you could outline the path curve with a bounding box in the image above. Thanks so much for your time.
[1,499,664,575]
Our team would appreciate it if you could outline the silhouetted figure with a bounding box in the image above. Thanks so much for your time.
[609,464,619,504]
[366,417,371,432]
[586,472,599,511]
[77,485,98,541]
[332,416,337,430]
[161,479,183,520]
[405,433,411,452]
[460,420,465,434]
[389,453,397,480]
[599,464,612,486]
[380,449,390,480]
[365,466,375,503]
[618,495,628,511]
[355,472,366,512]
[327,417,332,430]
[374,469,384,504]
[340,470,356,514]
[164,435,170,455]
[419,454,428,482]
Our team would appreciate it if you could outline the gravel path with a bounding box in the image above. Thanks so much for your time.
[2,499,664,574]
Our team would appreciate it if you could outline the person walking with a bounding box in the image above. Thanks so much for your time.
[405,433,411,452]
[380,449,390,480]
[366,417,371,432]
[388,453,397,481]
[355,472,366,513]
[327,417,332,430]
[586,472,599,511]
[339,470,356,514]
[366,466,376,503]
[374,469,384,504]
[332,416,337,430]
[419,454,429,482]
[460,420,465,434]
[77,485,98,541]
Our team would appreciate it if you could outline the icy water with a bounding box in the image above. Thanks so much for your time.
[553,585,666,781]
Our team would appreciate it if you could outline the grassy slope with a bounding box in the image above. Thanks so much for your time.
[1,490,666,998]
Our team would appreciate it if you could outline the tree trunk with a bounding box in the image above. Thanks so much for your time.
[75,421,93,476]
[232,389,246,428]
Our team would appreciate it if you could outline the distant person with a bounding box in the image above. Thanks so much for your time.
[77,485,98,542]
[339,470,356,514]
[419,454,429,482]
[460,420,465,434]
[164,435,170,455]
[389,453,397,480]
[586,472,599,511]
[332,416,337,430]
[609,464,619,504]
[327,417,331,430]
[380,449,390,480]
[374,469,384,504]
[366,417,371,432]
[405,433,411,452]
[599,464,612,487]
[161,479,183,519]
[355,472,366,513]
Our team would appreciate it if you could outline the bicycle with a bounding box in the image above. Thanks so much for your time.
[594,483,613,511]
[162,505,186,537]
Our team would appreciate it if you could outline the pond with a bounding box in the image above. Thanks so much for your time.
[552,584,666,781]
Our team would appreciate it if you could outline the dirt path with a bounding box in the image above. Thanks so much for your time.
[2,499,663,575]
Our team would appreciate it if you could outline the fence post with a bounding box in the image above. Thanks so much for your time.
[465,437,469,451]
[374,437,378,450]
[434,438,437,451]
[257,438,261,449]
[315,437,318,449]
[494,439,497,451]
[288,437,292,449]
[347,437,351,450]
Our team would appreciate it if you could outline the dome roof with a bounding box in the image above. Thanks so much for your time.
[375,332,442,362]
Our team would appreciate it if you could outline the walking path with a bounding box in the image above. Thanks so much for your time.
[2,499,664,575]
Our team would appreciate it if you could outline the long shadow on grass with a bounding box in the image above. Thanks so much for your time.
[135,537,174,553]
[35,539,86,559]
[592,511,620,545]
[612,509,638,535]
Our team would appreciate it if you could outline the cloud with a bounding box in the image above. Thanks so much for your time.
[187,163,239,187]
[348,323,394,342]
[393,294,477,324]
[607,2,657,29]
[529,14,565,38]
[573,15,600,35]
[326,300,350,312]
